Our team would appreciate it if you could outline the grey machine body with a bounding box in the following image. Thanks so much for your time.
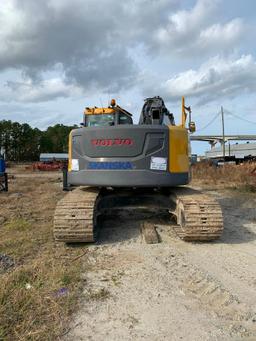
[67,97,189,188]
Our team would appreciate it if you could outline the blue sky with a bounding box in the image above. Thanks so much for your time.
[0,0,256,155]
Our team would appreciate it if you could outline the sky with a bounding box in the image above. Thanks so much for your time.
[0,0,256,155]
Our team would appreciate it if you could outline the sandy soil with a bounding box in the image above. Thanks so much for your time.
[64,188,256,341]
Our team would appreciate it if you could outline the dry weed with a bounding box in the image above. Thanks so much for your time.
[0,168,86,341]
[192,161,256,191]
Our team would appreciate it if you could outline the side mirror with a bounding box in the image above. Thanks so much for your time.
[189,121,196,133]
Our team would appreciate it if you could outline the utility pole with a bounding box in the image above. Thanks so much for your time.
[221,106,225,159]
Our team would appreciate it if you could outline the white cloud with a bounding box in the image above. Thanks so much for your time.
[199,18,244,49]
[154,0,245,55]
[0,0,250,104]
[168,0,217,33]
[0,0,140,91]
[162,54,256,103]
[1,77,82,103]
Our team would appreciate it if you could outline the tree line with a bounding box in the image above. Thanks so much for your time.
[0,120,77,161]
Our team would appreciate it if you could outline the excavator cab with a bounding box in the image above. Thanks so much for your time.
[84,102,133,127]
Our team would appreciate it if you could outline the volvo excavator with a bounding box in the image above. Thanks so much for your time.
[54,97,223,243]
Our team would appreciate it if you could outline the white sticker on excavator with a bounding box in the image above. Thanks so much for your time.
[150,157,167,171]
[72,159,79,171]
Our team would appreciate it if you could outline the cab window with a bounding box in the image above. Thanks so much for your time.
[86,114,115,127]
[118,112,133,125]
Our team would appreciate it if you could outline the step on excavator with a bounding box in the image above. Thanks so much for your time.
[54,97,223,243]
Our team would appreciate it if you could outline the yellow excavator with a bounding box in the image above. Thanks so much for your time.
[54,96,223,242]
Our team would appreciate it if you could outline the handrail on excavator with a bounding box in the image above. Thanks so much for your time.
[181,96,195,133]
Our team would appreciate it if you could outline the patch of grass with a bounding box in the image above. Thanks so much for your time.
[61,269,80,286]
[4,218,32,231]
[0,327,5,340]
[111,271,124,286]
[0,233,48,259]
[242,184,256,193]
[128,314,139,325]
[0,254,83,340]
[0,236,85,340]
[231,184,256,193]
[0,172,86,341]
[87,288,110,301]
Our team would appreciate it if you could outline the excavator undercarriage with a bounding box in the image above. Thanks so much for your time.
[54,187,223,243]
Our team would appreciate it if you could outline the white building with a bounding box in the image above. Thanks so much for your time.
[205,142,256,160]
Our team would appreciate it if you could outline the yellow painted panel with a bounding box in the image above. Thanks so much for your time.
[84,107,115,115]
[68,130,73,172]
[168,126,189,173]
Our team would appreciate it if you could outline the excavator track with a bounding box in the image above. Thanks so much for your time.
[171,188,223,241]
[53,186,223,243]
[54,187,100,243]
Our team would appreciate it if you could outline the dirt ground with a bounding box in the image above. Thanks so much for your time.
[64,187,256,341]
[1,167,256,341]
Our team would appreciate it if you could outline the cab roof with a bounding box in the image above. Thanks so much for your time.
[84,105,133,117]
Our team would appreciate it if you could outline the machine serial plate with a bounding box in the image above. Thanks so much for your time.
[150,157,167,171]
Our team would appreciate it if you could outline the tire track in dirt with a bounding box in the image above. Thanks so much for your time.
[64,189,256,341]
[155,245,256,339]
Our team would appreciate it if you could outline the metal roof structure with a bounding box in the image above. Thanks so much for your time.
[40,153,68,161]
